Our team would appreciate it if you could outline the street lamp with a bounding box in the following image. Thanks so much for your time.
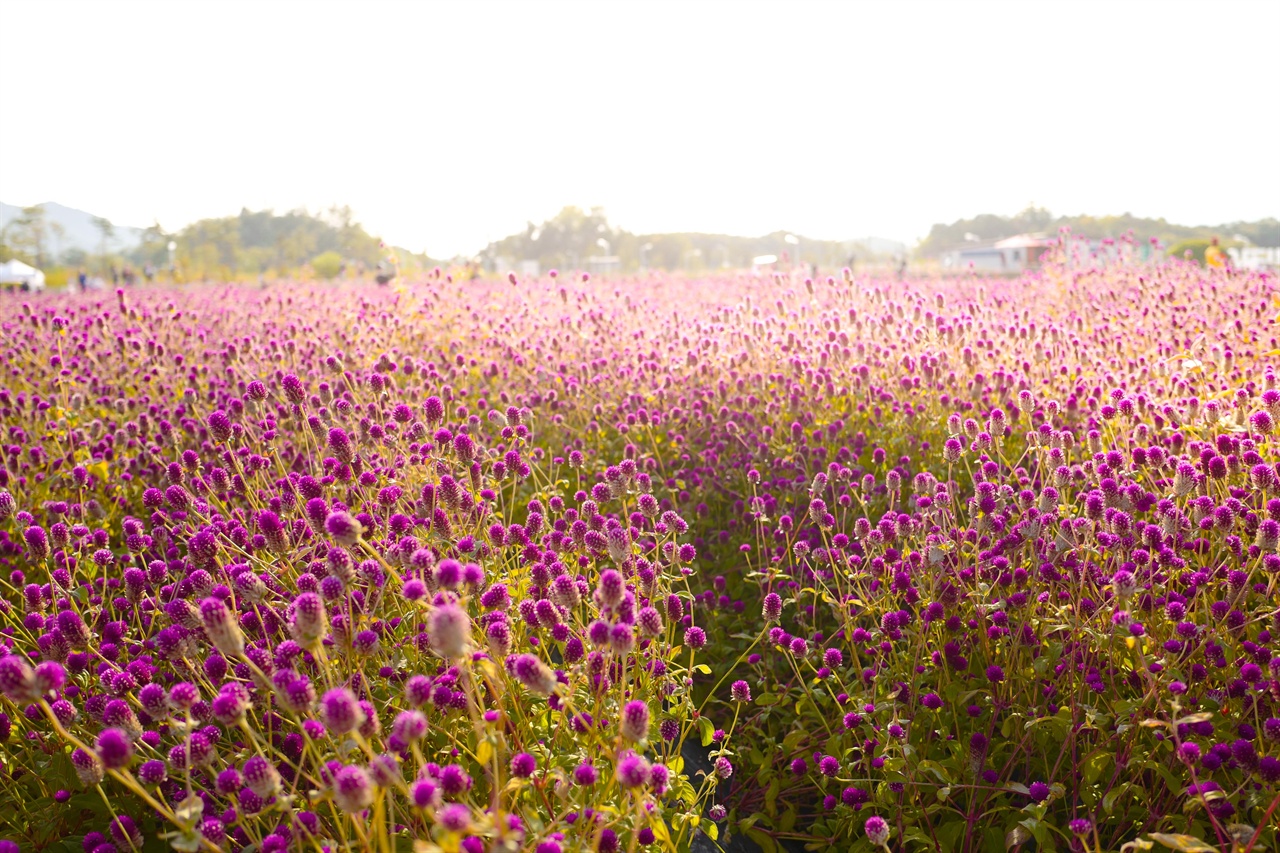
[167,241,177,275]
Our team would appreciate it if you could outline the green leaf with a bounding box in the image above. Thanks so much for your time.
[698,715,715,747]
[1005,825,1031,849]
[938,820,967,852]
[1082,750,1113,786]
[1147,833,1217,853]
[916,759,953,784]
[746,828,778,853]
[1120,841,1155,853]
[1104,783,1132,814]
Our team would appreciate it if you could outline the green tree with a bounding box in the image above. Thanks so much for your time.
[92,216,115,272]
[312,250,343,280]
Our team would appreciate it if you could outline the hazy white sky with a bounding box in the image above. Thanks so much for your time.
[1,0,1277,257]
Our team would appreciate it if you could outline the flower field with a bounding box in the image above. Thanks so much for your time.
[0,249,1278,853]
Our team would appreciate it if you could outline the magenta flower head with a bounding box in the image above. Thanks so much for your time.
[762,592,783,621]
[510,752,537,778]
[290,592,327,647]
[0,655,37,702]
[95,727,133,770]
[325,510,363,546]
[597,569,625,608]
[332,764,373,813]
[0,488,15,520]
[243,755,282,797]
[865,815,890,846]
[200,597,245,658]
[506,653,557,696]
[281,373,305,403]
[208,410,233,442]
[33,660,65,696]
[572,761,598,786]
[71,747,104,787]
[320,688,366,735]
[616,751,650,787]
[422,396,445,426]
[168,681,199,711]
[438,803,470,832]
[138,759,167,785]
[410,779,440,809]
[684,627,707,649]
[731,680,751,703]
[428,603,470,658]
[1069,819,1092,837]
[23,526,50,561]
[620,700,650,742]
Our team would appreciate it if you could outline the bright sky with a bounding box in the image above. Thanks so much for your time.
[1,0,1277,257]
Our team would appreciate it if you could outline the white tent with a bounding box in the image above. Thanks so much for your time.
[0,259,45,291]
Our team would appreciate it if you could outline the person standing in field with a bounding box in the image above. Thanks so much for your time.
[1205,237,1227,269]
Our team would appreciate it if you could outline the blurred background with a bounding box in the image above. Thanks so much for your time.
[0,0,1277,287]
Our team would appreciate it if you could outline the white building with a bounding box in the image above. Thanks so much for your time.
[1228,247,1280,271]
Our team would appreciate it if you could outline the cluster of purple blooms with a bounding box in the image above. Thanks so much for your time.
[0,251,1277,851]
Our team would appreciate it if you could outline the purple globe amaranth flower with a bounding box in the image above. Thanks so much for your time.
[324,510,363,546]
[597,569,624,607]
[428,603,470,659]
[33,660,65,696]
[319,688,365,735]
[506,653,557,696]
[410,779,440,809]
[290,592,327,647]
[438,803,470,832]
[510,752,537,778]
[208,410,233,442]
[616,751,650,787]
[730,680,751,703]
[168,681,199,711]
[110,815,143,848]
[620,700,650,742]
[95,727,133,770]
[865,816,890,846]
[332,764,373,813]
[422,396,445,426]
[0,655,37,702]
[23,525,50,560]
[200,597,245,659]
[391,709,428,744]
[572,761,598,786]
[56,610,91,647]
[1028,781,1051,801]
[1069,819,1093,836]
[71,747,104,786]
[243,755,281,797]
[138,759,167,785]
[684,626,707,649]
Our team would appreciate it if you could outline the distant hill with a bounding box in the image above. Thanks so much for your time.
[480,206,908,274]
[916,207,1280,257]
[0,201,144,257]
